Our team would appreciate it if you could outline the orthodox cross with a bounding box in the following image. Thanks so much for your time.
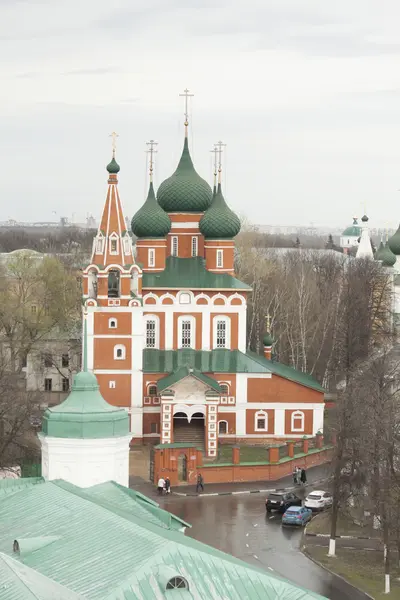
[210,146,218,187]
[146,139,158,182]
[179,88,194,129]
[214,140,226,183]
[109,131,119,157]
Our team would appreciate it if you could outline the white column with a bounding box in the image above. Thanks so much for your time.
[238,306,247,353]
[202,309,211,350]
[236,409,246,435]
[274,409,285,436]
[86,309,95,371]
[165,310,173,350]
[312,406,324,435]
[131,307,144,435]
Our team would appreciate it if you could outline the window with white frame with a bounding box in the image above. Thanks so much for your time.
[171,236,178,257]
[213,316,230,349]
[96,236,104,253]
[109,318,117,329]
[218,420,228,434]
[255,410,268,431]
[131,271,139,295]
[179,292,191,304]
[148,248,155,267]
[178,316,195,349]
[291,410,305,432]
[123,236,131,255]
[191,236,198,257]
[145,315,159,348]
[109,235,118,254]
[219,383,229,395]
[216,249,223,268]
[148,384,157,396]
[109,380,116,389]
[114,345,126,360]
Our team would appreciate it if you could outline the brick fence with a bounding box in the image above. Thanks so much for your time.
[152,434,334,486]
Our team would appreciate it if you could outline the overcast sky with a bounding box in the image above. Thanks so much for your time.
[2,0,400,229]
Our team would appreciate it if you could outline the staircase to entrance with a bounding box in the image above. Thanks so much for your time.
[173,417,205,450]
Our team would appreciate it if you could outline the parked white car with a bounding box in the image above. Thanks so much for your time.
[304,490,333,511]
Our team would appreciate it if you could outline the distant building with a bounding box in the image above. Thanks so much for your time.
[340,217,361,253]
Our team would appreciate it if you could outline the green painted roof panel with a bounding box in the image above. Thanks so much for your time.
[0,479,327,600]
[247,351,325,392]
[142,256,251,290]
[157,366,221,393]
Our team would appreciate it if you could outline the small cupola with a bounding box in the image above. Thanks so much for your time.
[381,241,396,267]
[199,183,241,239]
[131,182,171,238]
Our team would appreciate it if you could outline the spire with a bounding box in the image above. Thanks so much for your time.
[356,212,373,259]
[215,140,226,186]
[179,88,194,138]
[91,134,133,266]
[210,146,218,195]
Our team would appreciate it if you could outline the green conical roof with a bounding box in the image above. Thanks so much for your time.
[388,224,400,255]
[157,137,212,212]
[199,183,241,239]
[375,241,385,261]
[41,319,129,439]
[131,182,171,238]
[106,156,120,174]
[381,241,396,267]
[263,332,274,346]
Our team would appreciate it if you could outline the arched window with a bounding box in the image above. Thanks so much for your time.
[213,316,231,349]
[255,410,268,432]
[108,270,120,298]
[131,271,139,295]
[178,316,195,349]
[123,236,131,255]
[291,410,305,432]
[219,383,229,395]
[145,315,159,349]
[88,270,98,299]
[171,236,178,257]
[148,248,155,267]
[109,318,117,329]
[114,345,126,360]
[166,577,188,590]
[148,385,157,396]
[218,420,228,434]
[191,236,198,257]
[179,292,191,305]
[96,235,104,254]
[109,234,119,255]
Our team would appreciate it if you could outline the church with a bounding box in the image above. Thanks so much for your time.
[82,93,325,458]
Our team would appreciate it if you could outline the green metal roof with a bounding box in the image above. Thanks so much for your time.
[41,371,129,439]
[0,552,85,600]
[157,366,221,393]
[157,137,213,213]
[131,182,171,239]
[142,256,251,290]
[143,349,324,392]
[388,224,400,256]
[342,225,360,236]
[0,478,327,600]
[199,183,241,239]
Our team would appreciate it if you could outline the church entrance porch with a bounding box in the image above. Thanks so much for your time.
[173,412,205,450]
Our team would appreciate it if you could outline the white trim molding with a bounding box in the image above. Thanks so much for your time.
[291,410,305,432]
[177,315,196,349]
[113,344,126,360]
[212,315,231,349]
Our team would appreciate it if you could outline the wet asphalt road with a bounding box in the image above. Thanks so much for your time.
[159,491,369,600]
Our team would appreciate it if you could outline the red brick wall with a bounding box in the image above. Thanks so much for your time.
[246,409,275,434]
[247,375,323,404]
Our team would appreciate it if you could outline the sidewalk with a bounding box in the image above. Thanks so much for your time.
[172,464,330,497]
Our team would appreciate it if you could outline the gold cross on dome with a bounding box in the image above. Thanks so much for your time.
[265,314,271,331]
[146,139,158,181]
[179,88,194,125]
[214,140,226,183]
[210,146,218,174]
[109,131,119,155]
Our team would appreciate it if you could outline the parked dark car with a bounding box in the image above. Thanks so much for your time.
[265,492,302,513]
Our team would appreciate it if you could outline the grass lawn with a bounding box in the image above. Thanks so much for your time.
[306,509,380,538]
[214,445,270,463]
[305,547,400,599]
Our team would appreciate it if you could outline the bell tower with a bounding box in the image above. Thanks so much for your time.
[82,135,144,441]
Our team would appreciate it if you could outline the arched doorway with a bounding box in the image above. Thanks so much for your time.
[173,411,205,449]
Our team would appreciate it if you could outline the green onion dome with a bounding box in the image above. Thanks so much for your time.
[361,214,369,223]
[199,183,241,239]
[131,182,171,238]
[375,241,385,261]
[388,224,400,255]
[381,241,396,267]
[342,218,360,237]
[107,156,120,174]
[157,138,213,212]
[263,332,274,347]
[41,371,129,439]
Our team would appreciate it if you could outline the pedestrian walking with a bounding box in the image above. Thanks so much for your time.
[157,476,165,495]
[165,476,171,494]
[300,468,307,485]
[292,467,298,485]
[196,473,204,493]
